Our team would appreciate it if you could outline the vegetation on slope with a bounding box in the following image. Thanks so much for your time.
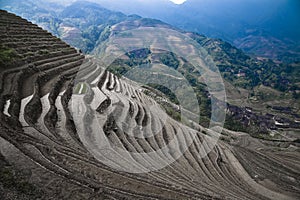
[191,33,300,93]
[0,45,19,68]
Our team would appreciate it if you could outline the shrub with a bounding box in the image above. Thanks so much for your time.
[0,46,18,67]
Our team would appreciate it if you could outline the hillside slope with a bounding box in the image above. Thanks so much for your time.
[0,10,300,200]
[2,1,299,137]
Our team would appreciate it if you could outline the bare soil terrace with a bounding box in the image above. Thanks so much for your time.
[0,10,299,200]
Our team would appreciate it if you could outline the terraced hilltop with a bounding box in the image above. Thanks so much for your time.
[0,10,299,200]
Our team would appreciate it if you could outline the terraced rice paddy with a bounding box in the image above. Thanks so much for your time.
[0,10,299,200]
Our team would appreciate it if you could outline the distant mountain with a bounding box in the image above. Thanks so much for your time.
[75,0,300,63]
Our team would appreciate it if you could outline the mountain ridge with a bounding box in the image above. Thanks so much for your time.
[45,0,299,63]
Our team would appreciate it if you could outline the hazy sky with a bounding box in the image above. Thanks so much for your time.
[169,0,187,4]
[47,0,189,6]
[49,0,187,4]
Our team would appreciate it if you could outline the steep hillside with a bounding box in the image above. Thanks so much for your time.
[2,0,299,144]
[0,9,84,109]
[0,10,300,200]
[0,9,84,198]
